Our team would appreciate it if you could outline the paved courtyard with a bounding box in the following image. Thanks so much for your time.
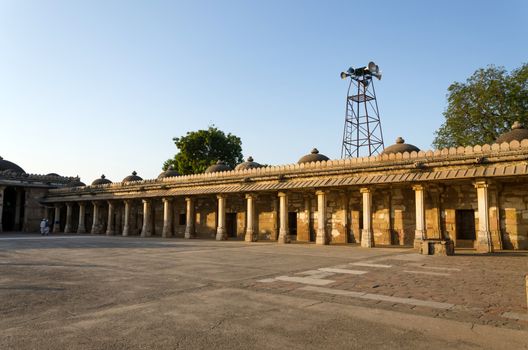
[0,234,527,349]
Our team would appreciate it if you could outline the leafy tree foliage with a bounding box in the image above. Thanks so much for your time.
[163,126,243,175]
[433,64,528,148]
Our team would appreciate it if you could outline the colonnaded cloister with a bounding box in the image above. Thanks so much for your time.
[2,123,528,252]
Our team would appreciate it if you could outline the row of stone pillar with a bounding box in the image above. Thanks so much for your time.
[49,182,494,252]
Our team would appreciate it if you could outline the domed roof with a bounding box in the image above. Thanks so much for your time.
[496,121,528,143]
[67,177,86,187]
[0,156,25,173]
[47,173,60,177]
[382,137,420,155]
[205,160,231,173]
[122,171,143,182]
[158,166,179,179]
[298,148,330,164]
[91,174,112,186]
[235,156,263,170]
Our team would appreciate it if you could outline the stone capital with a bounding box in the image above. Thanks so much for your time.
[185,197,193,203]
[216,194,226,200]
[162,197,173,203]
[474,180,489,189]
[315,190,327,196]
[412,184,425,192]
[360,187,371,194]
[278,192,288,198]
[245,193,257,200]
[142,199,150,204]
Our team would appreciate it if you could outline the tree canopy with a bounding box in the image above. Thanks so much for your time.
[433,64,528,149]
[163,126,243,175]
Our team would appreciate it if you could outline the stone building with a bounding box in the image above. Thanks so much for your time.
[3,124,528,252]
[0,156,83,232]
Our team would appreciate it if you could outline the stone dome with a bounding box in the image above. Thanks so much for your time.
[47,173,60,177]
[205,160,231,173]
[0,156,25,173]
[496,121,528,143]
[382,137,420,155]
[91,174,112,186]
[158,166,179,179]
[122,171,143,182]
[235,156,263,171]
[67,177,86,187]
[297,148,330,164]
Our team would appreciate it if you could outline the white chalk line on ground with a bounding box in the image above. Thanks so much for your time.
[300,286,455,310]
[350,262,392,268]
[403,270,451,277]
[318,268,368,275]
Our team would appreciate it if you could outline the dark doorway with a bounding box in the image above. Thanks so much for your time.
[2,187,22,232]
[456,210,476,246]
[288,212,297,237]
[226,213,237,238]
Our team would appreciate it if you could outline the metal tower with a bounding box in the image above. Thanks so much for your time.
[340,62,384,158]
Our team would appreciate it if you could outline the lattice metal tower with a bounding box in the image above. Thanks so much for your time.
[340,62,384,158]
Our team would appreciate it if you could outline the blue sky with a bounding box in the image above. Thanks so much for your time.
[1,0,526,183]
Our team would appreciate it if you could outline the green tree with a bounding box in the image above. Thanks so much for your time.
[163,126,243,175]
[433,64,528,148]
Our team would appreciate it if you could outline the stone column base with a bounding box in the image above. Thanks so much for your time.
[277,229,290,244]
[413,239,423,249]
[77,228,86,234]
[184,229,195,239]
[315,229,328,245]
[361,229,374,248]
[245,230,257,242]
[216,228,227,241]
[476,231,493,253]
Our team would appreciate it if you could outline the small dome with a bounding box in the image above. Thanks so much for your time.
[382,137,420,154]
[205,160,231,173]
[122,171,143,182]
[47,173,60,177]
[0,156,25,173]
[91,174,112,186]
[297,148,330,164]
[158,166,179,179]
[67,177,86,187]
[235,156,263,170]
[496,121,528,143]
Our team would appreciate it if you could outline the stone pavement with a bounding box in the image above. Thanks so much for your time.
[0,234,527,349]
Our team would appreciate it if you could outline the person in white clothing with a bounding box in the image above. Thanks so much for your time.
[40,219,46,235]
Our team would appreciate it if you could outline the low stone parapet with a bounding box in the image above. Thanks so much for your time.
[420,239,455,256]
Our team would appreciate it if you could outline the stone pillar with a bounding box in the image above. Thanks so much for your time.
[0,186,5,233]
[316,190,328,245]
[53,204,61,233]
[14,189,22,230]
[360,188,374,248]
[91,202,100,234]
[141,199,152,237]
[77,202,86,233]
[106,201,115,235]
[64,202,73,233]
[184,197,195,239]
[122,200,131,236]
[216,195,227,240]
[475,181,493,253]
[413,185,426,249]
[245,194,257,242]
[277,192,290,244]
[162,198,173,238]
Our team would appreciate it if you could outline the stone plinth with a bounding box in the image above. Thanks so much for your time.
[420,239,455,256]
